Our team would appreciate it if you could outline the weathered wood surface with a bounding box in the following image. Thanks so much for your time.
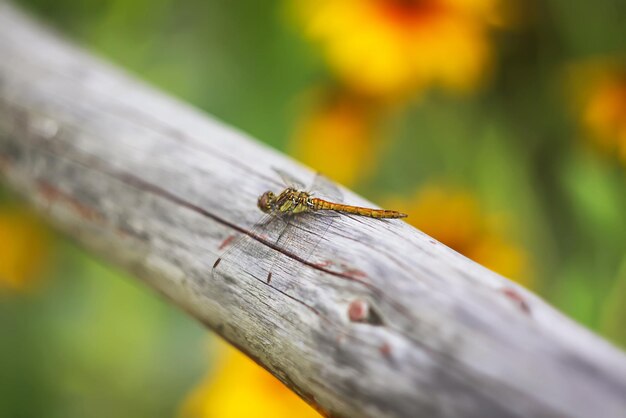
[1,3,626,417]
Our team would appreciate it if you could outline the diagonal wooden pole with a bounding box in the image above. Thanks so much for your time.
[1,2,625,417]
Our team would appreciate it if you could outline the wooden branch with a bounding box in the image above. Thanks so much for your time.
[1,3,626,417]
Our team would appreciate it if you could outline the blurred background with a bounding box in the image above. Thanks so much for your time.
[1,0,625,416]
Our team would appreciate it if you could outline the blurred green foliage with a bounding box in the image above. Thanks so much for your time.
[0,238,207,418]
[18,0,316,150]
[1,0,625,416]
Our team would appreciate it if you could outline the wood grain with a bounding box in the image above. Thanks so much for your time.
[1,3,626,417]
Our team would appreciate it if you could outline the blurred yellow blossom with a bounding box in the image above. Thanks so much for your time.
[290,89,382,186]
[293,0,505,98]
[0,205,52,291]
[582,69,626,162]
[388,185,529,285]
[180,341,321,418]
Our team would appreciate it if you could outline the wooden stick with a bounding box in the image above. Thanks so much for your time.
[1,2,625,417]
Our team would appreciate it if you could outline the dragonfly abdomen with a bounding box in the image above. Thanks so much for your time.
[310,198,407,219]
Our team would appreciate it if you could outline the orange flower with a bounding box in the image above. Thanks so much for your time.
[582,71,626,161]
[292,0,504,98]
[0,205,52,291]
[180,340,321,418]
[388,185,529,285]
[290,89,382,186]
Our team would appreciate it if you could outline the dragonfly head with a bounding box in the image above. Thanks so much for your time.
[258,191,276,213]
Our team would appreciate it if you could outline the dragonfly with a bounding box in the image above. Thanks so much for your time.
[212,169,407,283]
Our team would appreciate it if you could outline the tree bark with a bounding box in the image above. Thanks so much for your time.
[1,2,625,417]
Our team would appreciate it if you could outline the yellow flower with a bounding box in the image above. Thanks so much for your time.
[582,70,626,161]
[0,205,52,291]
[180,340,321,418]
[293,0,504,97]
[388,185,529,285]
[290,89,381,186]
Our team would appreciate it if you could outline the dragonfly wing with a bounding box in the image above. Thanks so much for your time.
[310,172,343,203]
[212,210,288,276]
[214,170,341,281]
[272,167,306,190]
[278,211,338,267]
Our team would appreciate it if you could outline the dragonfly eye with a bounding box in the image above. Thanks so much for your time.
[257,191,275,213]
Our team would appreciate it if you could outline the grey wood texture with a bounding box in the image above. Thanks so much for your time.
[1,3,626,417]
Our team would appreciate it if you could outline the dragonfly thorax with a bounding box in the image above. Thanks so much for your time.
[258,188,314,214]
